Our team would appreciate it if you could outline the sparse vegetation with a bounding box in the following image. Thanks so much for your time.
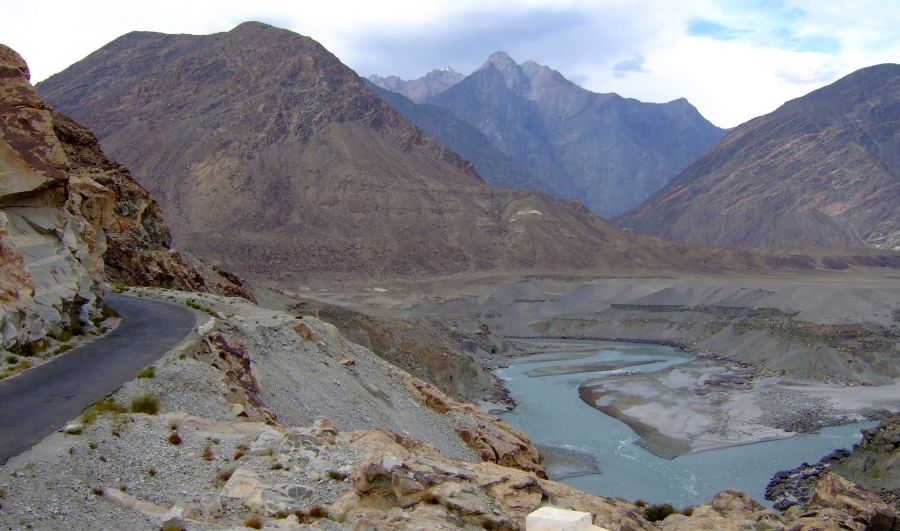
[233,443,249,461]
[642,503,676,522]
[244,516,264,529]
[137,365,155,379]
[203,444,214,461]
[217,467,236,482]
[185,298,216,316]
[327,470,347,481]
[54,344,73,355]
[5,354,18,364]
[148,467,157,477]
[129,393,159,414]
[161,521,184,531]
[81,397,127,425]
[168,431,182,445]
[1,358,31,379]
[681,506,695,517]
[91,486,105,496]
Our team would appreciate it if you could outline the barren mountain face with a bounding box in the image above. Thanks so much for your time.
[38,22,724,278]
[618,64,900,251]
[423,52,725,217]
[369,68,464,102]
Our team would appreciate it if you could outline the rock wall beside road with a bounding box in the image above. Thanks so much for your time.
[0,44,112,351]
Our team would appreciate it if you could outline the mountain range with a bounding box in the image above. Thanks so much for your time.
[373,52,726,217]
[618,64,900,251]
[37,22,749,278]
[368,67,464,102]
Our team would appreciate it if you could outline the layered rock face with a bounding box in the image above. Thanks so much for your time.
[0,44,112,350]
[618,64,900,251]
[0,43,254,354]
[37,22,745,278]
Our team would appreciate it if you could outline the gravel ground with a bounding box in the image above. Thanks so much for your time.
[0,287,484,529]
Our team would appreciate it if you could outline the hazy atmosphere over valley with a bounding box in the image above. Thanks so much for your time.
[1,1,899,530]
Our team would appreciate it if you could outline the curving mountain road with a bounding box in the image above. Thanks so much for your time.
[0,294,197,464]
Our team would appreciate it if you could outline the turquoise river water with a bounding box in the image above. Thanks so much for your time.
[495,340,872,508]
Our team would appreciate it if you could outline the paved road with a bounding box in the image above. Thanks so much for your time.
[0,294,197,464]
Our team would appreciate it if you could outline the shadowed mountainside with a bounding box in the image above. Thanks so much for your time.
[366,80,554,194]
[618,64,900,251]
[421,52,726,217]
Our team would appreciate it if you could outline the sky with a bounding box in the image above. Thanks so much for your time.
[3,0,899,128]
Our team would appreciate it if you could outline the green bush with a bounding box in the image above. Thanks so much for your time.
[138,366,155,379]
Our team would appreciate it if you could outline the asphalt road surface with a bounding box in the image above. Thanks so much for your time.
[0,294,197,464]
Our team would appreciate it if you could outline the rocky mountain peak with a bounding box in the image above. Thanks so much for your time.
[369,67,463,102]
[478,51,529,93]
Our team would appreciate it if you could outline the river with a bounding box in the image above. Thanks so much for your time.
[494,339,871,508]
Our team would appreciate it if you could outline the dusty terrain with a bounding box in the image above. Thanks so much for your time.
[256,272,900,462]
[1,286,897,530]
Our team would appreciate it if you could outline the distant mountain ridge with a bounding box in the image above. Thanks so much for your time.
[405,52,726,217]
[617,63,900,251]
[369,67,463,102]
[37,22,754,278]
[365,80,554,194]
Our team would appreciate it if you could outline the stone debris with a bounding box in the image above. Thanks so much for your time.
[2,287,897,530]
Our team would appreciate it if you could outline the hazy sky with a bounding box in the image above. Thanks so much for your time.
[4,0,899,127]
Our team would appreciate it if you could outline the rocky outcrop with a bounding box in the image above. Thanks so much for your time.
[401,373,546,478]
[769,416,900,511]
[332,428,654,530]
[48,110,256,302]
[197,332,278,423]
[618,64,900,251]
[0,44,113,351]
[663,474,897,531]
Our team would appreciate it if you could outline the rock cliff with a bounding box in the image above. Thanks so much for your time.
[47,110,255,302]
[0,44,112,351]
[0,43,254,355]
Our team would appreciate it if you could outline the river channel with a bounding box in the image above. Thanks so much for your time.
[494,339,872,508]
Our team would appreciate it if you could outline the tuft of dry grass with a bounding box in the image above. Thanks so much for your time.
[129,393,159,414]
[168,431,182,445]
[244,515,263,529]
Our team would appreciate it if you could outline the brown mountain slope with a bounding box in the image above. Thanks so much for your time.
[37,22,771,278]
[617,64,900,251]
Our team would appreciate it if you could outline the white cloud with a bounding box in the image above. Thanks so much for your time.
[1,0,898,127]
